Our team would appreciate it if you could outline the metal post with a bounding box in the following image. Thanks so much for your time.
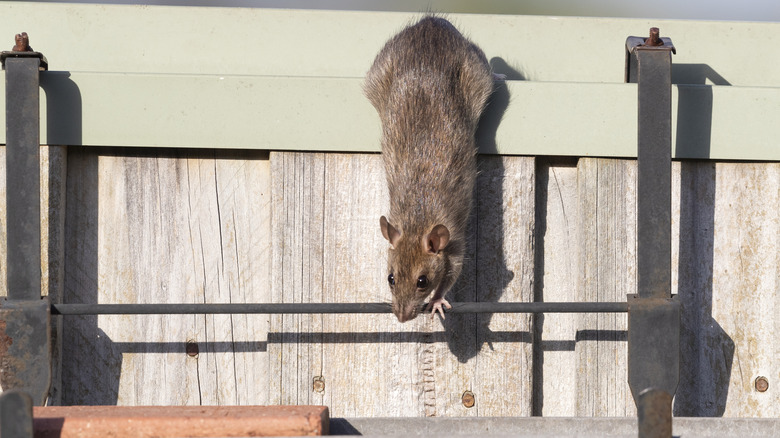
[0,34,52,406]
[625,28,681,438]
[4,56,42,301]
[0,390,34,438]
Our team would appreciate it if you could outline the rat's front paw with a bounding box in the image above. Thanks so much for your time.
[426,297,452,319]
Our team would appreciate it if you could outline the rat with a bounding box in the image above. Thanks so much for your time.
[364,16,496,322]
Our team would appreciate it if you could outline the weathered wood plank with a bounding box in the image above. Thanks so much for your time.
[61,148,270,406]
[473,156,535,416]
[674,162,780,417]
[42,146,68,406]
[575,158,636,417]
[534,158,579,416]
[537,158,779,418]
[319,153,412,417]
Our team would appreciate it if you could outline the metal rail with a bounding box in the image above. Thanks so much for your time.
[50,301,629,315]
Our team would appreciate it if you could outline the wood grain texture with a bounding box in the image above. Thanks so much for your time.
[61,148,270,406]
[575,158,636,417]
[472,156,535,417]
[269,152,535,417]
[535,158,779,417]
[534,159,579,416]
[673,161,780,417]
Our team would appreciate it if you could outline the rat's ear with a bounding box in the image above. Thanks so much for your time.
[380,216,401,248]
[424,224,450,254]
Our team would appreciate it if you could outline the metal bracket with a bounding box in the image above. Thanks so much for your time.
[627,295,680,438]
[625,28,679,438]
[0,299,51,406]
[0,34,51,406]
[0,390,34,438]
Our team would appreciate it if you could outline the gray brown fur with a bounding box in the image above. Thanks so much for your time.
[364,16,494,322]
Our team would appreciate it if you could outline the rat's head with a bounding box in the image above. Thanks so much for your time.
[380,216,452,322]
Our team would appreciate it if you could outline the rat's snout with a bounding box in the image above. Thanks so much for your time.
[392,300,419,323]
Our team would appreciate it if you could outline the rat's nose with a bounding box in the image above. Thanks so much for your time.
[393,304,417,323]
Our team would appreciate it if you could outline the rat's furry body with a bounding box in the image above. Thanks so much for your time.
[364,16,494,322]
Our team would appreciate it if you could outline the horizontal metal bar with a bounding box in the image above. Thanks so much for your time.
[50,302,629,315]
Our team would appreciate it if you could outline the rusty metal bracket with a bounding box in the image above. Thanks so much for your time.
[625,28,680,438]
[0,33,51,406]
[628,294,680,438]
[0,390,34,438]
[0,299,51,406]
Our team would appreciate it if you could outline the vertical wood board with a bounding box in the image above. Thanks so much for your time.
[575,158,636,417]
[534,159,579,416]
[60,148,270,406]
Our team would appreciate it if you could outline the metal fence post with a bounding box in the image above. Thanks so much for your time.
[625,28,681,438]
[0,33,52,406]
[0,390,34,438]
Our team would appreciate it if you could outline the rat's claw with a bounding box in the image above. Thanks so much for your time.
[426,298,452,319]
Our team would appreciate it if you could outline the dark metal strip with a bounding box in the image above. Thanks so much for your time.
[4,55,42,301]
[627,294,681,400]
[629,38,674,300]
[636,388,674,438]
[626,28,679,438]
[51,301,630,315]
[0,391,34,438]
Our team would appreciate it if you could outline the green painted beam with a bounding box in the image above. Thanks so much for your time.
[1,73,778,160]
[0,3,778,86]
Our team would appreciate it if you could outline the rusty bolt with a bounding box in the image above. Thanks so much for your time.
[461,390,475,408]
[754,376,769,393]
[185,340,199,358]
[645,27,662,47]
[312,376,325,393]
[12,32,32,52]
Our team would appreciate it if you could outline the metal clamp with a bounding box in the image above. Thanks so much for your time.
[626,28,680,438]
[0,390,34,438]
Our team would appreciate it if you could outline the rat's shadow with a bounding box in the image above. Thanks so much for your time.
[442,57,526,363]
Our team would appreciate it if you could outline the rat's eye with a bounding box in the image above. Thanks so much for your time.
[417,275,429,289]
[388,273,395,286]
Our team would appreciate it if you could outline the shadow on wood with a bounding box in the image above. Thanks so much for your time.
[673,65,734,417]
[62,149,122,405]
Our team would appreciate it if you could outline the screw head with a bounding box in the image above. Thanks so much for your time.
[185,340,199,357]
[461,390,475,408]
[313,376,325,393]
[755,376,769,393]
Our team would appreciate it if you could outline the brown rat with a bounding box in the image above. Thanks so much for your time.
[364,16,495,322]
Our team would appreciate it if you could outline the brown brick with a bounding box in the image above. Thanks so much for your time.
[33,405,329,437]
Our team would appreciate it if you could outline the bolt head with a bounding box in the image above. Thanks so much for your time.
[185,340,199,357]
[313,376,325,393]
[461,390,475,408]
[755,376,769,393]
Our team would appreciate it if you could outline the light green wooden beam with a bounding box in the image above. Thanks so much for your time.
[1,73,778,160]
[0,3,778,86]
